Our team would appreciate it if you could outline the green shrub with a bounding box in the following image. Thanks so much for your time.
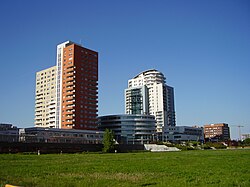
[204,142,227,149]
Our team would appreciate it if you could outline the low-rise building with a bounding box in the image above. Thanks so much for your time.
[19,127,103,144]
[204,123,230,142]
[98,114,156,144]
[163,126,204,143]
[0,123,19,142]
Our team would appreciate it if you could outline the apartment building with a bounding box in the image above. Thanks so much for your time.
[35,66,57,128]
[125,69,176,134]
[20,127,103,144]
[204,123,230,141]
[35,41,98,130]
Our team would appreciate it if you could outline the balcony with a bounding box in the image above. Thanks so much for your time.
[48,112,55,117]
[64,101,74,106]
[65,109,75,113]
[66,98,75,102]
[67,64,75,69]
[48,105,56,109]
[66,86,74,92]
[66,104,75,107]
[35,122,42,126]
[66,80,75,86]
[35,109,43,113]
[66,71,75,77]
[35,105,43,109]
[65,116,73,121]
[66,90,75,96]
[35,96,43,100]
[35,116,42,120]
[35,118,43,122]
[35,100,43,105]
[65,105,75,110]
[36,93,43,97]
[63,121,73,125]
[48,118,55,122]
[66,95,75,100]
[66,76,74,81]
[66,67,75,73]
[48,100,56,105]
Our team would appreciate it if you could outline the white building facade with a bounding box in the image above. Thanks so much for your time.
[35,66,57,128]
[125,69,176,135]
[55,41,74,129]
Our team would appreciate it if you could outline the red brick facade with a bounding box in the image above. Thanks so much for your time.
[61,43,98,130]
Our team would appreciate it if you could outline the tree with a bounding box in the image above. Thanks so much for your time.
[243,138,250,146]
[102,129,115,153]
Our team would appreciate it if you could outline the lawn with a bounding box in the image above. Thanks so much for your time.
[0,149,249,187]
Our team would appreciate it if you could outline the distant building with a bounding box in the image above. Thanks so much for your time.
[242,134,250,141]
[19,127,103,144]
[164,126,204,143]
[0,123,19,142]
[98,114,156,144]
[35,41,98,130]
[35,66,57,128]
[125,69,176,136]
[204,123,230,142]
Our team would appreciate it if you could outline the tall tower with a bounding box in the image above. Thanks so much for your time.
[35,66,57,128]
[36,41,98,130]
[58,41,98,130]
[166,85,176,127]
[125,69,175,133]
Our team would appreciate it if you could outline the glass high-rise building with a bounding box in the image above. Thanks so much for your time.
[125,69,176,133]
[125,85,148,115]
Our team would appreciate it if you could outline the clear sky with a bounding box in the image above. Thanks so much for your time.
[0,0,249,140]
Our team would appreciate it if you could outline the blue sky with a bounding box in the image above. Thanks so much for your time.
[0,0,249,140]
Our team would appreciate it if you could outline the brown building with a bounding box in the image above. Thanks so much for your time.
[204,123,230,141]
[60,42,98,130]
[35,41,98,130]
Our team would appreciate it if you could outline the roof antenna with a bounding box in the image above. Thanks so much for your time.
[79,39,82,46]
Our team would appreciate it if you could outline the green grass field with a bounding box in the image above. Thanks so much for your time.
[0,149,249,187]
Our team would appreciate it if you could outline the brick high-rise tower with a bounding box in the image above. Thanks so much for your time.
[52,41,98,130]
[35,41,99,130]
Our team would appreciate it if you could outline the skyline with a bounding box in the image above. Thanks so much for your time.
[0,0,249,139]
